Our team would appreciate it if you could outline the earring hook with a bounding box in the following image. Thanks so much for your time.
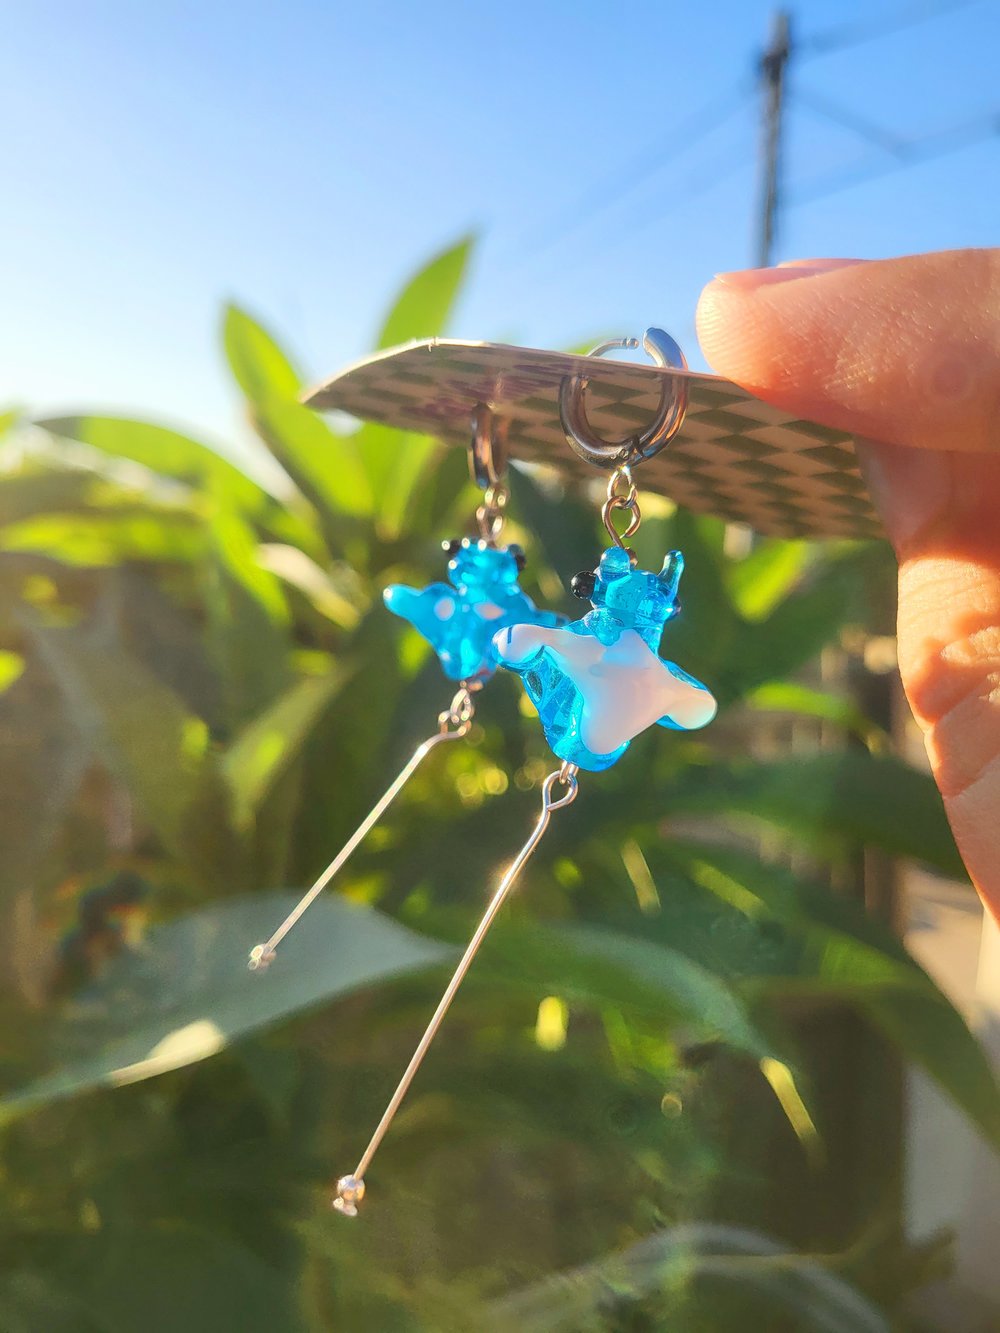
[469,402,507,490]
[558,327,689,469]
[470,403,510,544]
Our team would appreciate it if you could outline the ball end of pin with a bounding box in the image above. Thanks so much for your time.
[332,1174,365,1217]
[248,943,276,972]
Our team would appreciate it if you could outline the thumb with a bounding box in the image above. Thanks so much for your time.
[696,249,1000,922]
[696,249,1000,455]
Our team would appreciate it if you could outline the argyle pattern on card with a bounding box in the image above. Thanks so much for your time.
[305,340,881,540]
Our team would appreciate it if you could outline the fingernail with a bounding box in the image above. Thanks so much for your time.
[855,437,951,553]
[713,259,865,289]
[776,258,867,270]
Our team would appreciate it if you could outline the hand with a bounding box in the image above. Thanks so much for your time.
[697,250,1000,921]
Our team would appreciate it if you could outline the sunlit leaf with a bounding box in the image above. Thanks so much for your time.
[223,305,374,523]
[223,670,348,829]
[482,921,772,1060]
[222,303,302,403]
[1,894,449,1113]
[359,237,473,527]
[257,542,364,628]
[0,649,25,693]
[250,396,373,522]
[726,538,811,620]
[376,234,472,349]
[1,508,206,566]
[745,680,885,746]
[721,549,874,702]
[35,416,275,514]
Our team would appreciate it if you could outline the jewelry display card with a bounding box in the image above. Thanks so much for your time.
[305,338,880,540]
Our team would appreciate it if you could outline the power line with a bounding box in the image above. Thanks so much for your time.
[499,0,990,275]
[797,0,984,59]
[792,86,909,156]
[627,138,756,237]
[787,106,1000,206]
[509,80,753,260]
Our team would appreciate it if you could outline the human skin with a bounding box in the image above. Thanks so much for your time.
[696,249,1000,923]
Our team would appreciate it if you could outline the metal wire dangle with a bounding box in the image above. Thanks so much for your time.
[248,685,479,971]
[332,761,580,1216]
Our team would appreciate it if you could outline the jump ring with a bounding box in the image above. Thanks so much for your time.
[602,493,642,545]
[558,327,688,469]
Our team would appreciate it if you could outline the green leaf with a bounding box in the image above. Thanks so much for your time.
[376,235,473,349]
[1,508,207,566]
[723,549,872,702]
[671,751,966,877]
[657,841,1000,1150]
[508,465,601,589]
[223,304,374,525]
[202,505,292,726]
[726,538,811,620]
[27,617,210,859]
[359,236,473,529]
[250,396,374,522]
[375,431,445,539]
[863,986,1000,1152]
[1,894,448,1113]
[223,670,347,829]
[35,416,274,515]
[492,1224,891,1332]
[222,303,302,403]
[745,681,884,745]
[257,542,365,628]
[653,509,742,691]
[483,921,772,1060]
[657,840,913,972]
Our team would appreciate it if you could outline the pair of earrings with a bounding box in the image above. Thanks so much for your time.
[249,330,716,1216]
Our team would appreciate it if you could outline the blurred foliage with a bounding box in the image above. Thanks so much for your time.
[0,238,996,1331]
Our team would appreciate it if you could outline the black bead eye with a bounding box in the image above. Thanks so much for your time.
[570,570,596,599]
[442,538,462,556]
[508,544,526,572]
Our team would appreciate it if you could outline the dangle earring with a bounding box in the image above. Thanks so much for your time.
[332,329,717,1218]
[248,406,560,973]
[495,330,717,767]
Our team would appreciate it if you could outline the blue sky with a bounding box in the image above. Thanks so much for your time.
[3,0,998,465]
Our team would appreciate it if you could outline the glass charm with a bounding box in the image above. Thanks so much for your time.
[493,545,716,771]
[384,537,563,682]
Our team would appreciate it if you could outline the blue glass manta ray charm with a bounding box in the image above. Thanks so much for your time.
[384,537,564,682]
[492,545,716,771]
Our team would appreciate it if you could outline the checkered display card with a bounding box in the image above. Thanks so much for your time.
[304,338,881,540]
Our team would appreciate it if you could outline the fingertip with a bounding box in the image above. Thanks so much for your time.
[696,249,1000,454]
[695,275,786,395]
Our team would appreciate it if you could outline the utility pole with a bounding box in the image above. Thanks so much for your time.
[756,10,792,267]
